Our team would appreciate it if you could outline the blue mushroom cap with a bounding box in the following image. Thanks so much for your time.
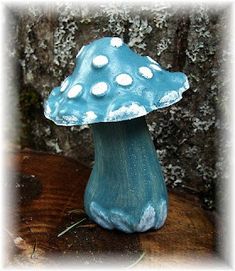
[44,37,189,126]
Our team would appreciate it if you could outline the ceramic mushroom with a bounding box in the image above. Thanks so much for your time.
[44,37,189,233]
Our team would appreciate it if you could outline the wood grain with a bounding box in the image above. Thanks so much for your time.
[6,150,216,267]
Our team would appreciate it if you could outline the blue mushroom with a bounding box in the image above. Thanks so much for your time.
[44,37,189,233]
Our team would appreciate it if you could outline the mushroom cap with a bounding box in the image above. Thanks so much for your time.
[44,37,189,126]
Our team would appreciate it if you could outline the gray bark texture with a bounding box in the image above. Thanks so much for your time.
[8,3,231,210]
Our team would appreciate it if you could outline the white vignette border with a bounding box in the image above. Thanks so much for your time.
[0,0,234,270]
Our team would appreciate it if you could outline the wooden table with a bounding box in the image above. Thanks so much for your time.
[5,151,216,268]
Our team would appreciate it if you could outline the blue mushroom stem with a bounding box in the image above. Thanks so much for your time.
[84,116,168,233]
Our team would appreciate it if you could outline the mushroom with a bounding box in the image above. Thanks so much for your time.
[44,37,189,233]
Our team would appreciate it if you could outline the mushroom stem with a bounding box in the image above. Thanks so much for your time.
[84,116,168,233]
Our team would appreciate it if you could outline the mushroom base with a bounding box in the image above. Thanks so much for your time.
[84,116,168,233]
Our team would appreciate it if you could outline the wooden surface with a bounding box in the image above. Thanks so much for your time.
[5,151,216,267]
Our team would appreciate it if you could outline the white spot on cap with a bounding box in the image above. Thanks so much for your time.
[150,64,162,71]
[91,82,108,97]
[45,103,51,115]
[92,55,109,68]
[76,46,84,58]
[179,78,190,94]
[110,37,123,48]
[83,111,97,124]
[184,78,189,90]
[138,66,153,79]
[159,91,180,106]
[67,84,83,98]
[146,56,159,65]
[115,73,133,86]
[62,115,78,122]
[60,78,69,92]
[107,103,147,121]
[59,109,66,115]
